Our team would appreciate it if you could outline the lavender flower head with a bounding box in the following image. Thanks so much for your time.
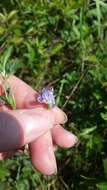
[37,87,56,108]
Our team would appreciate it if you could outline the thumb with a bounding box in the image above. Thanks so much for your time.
[0,108,54,152]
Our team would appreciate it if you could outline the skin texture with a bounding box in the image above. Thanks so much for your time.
[0,76,78,175]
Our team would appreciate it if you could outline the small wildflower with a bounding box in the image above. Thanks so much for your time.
[37,87,56,109]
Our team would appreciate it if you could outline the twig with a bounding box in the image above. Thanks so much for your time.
[62,72,86,110]
[59,177,70,190]
[47,78,60,87]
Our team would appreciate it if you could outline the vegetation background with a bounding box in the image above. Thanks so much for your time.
[0,0,107,189]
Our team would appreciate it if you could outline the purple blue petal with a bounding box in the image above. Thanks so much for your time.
[37,87,56,108]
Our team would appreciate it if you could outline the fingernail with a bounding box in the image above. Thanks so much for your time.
[66,133,78,147]
[54,167,57,175]
[63,113,68,124]
[72,136,79,146]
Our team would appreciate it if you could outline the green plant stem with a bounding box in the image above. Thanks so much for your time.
[56,82,64,106]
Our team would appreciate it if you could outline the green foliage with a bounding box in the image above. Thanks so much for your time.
[0,46,19,109]
[0,0,107,189]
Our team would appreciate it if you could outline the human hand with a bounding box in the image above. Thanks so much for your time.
[0,76,78,175]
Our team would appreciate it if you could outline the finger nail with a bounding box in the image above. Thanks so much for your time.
[67,134,78,147]
[63,113,68,124]
[72,135,79,146]
[54,167,57,175]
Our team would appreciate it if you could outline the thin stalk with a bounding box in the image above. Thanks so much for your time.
[62,72,86,110]
[95,0,101,38]
[80,5,85,73]
[56,82,64,106]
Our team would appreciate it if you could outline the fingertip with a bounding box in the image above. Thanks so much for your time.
[31,156,57,176]
[52,125,78,148]
[29,132,57,176]
[51,107,68,125]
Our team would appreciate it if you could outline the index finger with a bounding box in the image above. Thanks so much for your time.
[0,75,66,124]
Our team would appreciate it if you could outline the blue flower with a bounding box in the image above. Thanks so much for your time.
[37,87,56,108]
